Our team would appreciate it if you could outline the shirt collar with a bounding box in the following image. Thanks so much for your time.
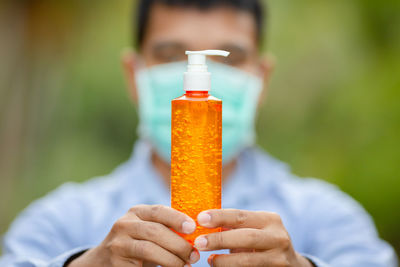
[118,140,289,208]
[117,140,170,206]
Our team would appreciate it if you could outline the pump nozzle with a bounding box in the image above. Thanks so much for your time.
[184,50,230,92]
[186,50,230,65]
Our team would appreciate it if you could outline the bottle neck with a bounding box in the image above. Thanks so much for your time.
[185,91,209,97]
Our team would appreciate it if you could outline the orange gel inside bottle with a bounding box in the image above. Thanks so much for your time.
[171,91,222,244]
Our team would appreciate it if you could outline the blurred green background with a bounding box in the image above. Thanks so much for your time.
[0,0,399,256]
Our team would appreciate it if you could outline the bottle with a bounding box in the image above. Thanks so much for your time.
[171,50,230,244]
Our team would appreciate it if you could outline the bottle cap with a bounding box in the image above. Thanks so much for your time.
[184,50,230,92]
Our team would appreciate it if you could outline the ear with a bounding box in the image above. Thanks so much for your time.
[257,53,276,107]
[121,48,140,104]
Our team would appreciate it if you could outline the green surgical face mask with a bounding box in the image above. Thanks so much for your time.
[135,61,262,164]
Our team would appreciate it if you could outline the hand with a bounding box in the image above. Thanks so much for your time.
[68,205,200,267]
[193,209,313,267]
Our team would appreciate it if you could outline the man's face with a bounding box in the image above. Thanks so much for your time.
[123,3,272,104]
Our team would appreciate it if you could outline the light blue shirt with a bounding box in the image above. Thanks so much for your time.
[0,141,397,266]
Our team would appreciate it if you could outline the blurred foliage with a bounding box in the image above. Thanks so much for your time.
[0,0,399,256]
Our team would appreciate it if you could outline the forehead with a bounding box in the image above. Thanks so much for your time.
[142,3,258,50]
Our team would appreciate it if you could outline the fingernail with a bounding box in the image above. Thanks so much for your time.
[197,212,211,226]
[208,254,216,266]
[182,220,196,234]
[184,264,191,267]
[189,251,200,264]
[194,236,208,250]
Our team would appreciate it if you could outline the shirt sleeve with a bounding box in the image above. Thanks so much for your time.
[301,179,397,267]
[0,247,90,267]
[0,183,94,267]
[300,253,327,267]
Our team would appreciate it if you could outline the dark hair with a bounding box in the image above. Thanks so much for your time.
[135,0,266,49]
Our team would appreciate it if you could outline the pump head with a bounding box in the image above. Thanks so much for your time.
[184,50,230,92]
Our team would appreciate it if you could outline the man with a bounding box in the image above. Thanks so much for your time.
[0,0,396,266]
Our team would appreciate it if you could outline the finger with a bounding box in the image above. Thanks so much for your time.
[130,205,196,234]
[209,252,274,267]
[123,238,187,267]
[194,229,273,251]
[198,209,280,229]
[128,220,199,264]
[230,249,255,253]
[112,257,142,267]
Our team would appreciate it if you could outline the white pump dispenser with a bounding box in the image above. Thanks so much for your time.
[184,50,230,92]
